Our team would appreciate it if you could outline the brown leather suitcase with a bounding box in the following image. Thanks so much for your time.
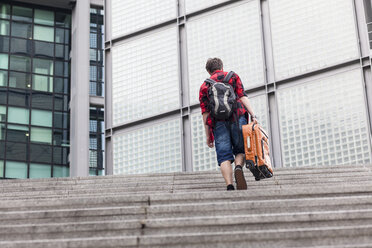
[242,121,273,181]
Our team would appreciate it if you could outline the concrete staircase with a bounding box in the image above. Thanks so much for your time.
[1,164,372,247]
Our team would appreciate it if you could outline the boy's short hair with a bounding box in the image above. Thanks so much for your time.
[206,58,223,73]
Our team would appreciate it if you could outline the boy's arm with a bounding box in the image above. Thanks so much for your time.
[203,112,214,148]
[240,96,257,122]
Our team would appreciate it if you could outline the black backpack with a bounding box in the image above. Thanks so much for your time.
[205,71,237,120]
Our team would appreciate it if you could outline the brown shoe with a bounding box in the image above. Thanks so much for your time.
[234,165,247,190]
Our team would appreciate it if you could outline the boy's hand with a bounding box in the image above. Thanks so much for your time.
[206,136,214,148]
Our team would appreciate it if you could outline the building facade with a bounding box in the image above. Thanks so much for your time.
[0,0,104,179]
[105,0,372,175]
[1,0,372,179]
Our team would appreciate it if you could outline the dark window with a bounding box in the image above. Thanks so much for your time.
[9,71,31,89]
[55,13,71,28]
[7,124,28,142]
[31,92,53,110]
[53,111,69,129]
[11,22,32,39]
[30,144,51,163]
[10,38,32,55]
[0,37,9,53]
[6,141,27,161]
[53,129,69,146]
[0,87,6,104]
[12,6,32,22]
[0,141,5,159]
[54,94,68,112]
[34,41,54,58]
[54,61,64,77]
[8,89,31,107]
[55,44,64,60]
[10,55,31,73]
[53,146,68,165]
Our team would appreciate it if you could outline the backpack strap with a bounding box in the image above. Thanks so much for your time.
[205,78,216,85]
[223,71,238,123]
[222,71,235,85]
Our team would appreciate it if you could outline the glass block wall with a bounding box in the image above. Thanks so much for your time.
[277,69,372,167]
[0,3,71,179]
[111,0,176,38]
[112,27,179,126]
[89,7,104,97]
[113,119,182,174]
[269,0,359,80]
[89,106,104,175]
[89,6,105,176]
[187,0,264,104]
[107,0,372,175]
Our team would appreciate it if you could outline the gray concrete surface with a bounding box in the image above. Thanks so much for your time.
[0,165,372,247]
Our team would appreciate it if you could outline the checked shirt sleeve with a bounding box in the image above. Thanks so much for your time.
[233,74,247,99]
[199,82,209,114]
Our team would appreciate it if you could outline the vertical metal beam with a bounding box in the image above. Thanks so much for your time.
[105,50,113,175]
[70,0,90,177]
[178,0,193,172]
[356,0,372,159]
[104,0,114,175]
[260,0,282,167]
[362,66,372,147]
[354,0,370,57]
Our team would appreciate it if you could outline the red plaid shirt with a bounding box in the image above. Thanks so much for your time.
[199,70,248,130]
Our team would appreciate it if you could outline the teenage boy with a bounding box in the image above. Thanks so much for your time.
[199,58,257,190]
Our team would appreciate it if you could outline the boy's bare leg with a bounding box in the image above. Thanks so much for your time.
[234,153,247,190]
[220,160,233,185]
[234,153,245,166]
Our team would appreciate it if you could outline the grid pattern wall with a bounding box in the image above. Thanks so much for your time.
[89,107,104,176]
[191,111,218,171]
[249,94,268,132]
[185,0,229,14]
[277,69,372,167]
[89,7,104,97]
[107,0,372,172]
[111,0,176,38]
[0,3,70,179]
[269,0,359,80]
[113,119,182,174]
[112,27,180,126]
[187,0,264,105]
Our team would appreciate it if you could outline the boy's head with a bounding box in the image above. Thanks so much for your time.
[206,58,223,75]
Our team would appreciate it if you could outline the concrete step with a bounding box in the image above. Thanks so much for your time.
[1,209,372,241]
[1,181,372,211]
[0,164,370,186]
[138,225,372,248]
[1,195,371,225]
[1,225,372,248]
[1,172,372,194]
[1,173,372,199]
[0,165,371,247]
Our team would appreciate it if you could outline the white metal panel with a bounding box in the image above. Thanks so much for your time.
[187,1,264,105]
[113,119,182,174]
[269,0,359,80]
[277,69,372,167]
[112,27,180,126]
